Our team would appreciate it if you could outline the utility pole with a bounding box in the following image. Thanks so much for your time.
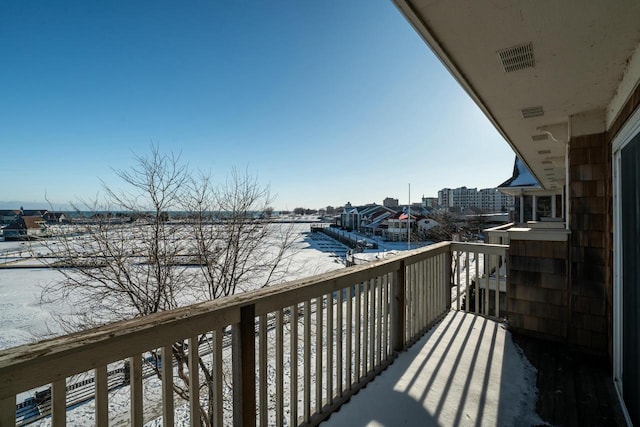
[408,183,411,250]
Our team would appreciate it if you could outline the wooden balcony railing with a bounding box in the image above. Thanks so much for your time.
[0,241,507,427]
[484,222,513,246]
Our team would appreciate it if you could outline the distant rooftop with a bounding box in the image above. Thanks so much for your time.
[498,157,541,190]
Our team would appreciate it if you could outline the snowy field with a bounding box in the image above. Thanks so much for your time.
[0,223,347,351]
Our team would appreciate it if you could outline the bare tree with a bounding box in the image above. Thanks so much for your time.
[421,211,462,243]
[39,148,297,426]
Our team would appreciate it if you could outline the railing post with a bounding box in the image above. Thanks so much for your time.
[232,304,256,427]
[391,259,406,352]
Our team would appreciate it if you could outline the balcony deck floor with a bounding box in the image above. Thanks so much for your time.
[323,310,542,426]
[513,333,627,426]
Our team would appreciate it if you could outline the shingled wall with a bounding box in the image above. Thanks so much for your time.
[507,237,569,341]
[569,132,611,354]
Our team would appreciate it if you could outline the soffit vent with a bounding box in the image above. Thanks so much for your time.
[538,149,552,155]
[497,42,535,73]
[521,106,544,118]
[531,134,549,142]
[541,160,553,164]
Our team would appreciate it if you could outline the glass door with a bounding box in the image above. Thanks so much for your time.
[619,134,640,426]
[614,113,640,426]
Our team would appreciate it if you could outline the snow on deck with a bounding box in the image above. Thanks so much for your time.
[324,311,542,427]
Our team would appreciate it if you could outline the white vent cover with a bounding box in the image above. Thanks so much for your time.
[497,42,535,72]
[531,134,549,142]
[521,106,544,118]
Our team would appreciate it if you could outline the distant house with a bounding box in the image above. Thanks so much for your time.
[340,204,398,234]
[384,211,417,241]
[22,209,47,217]
[360,205,398,236]
[43,212,67,223]
[2,216,49,241]
[416,217,440,234]
[0,210,20,225]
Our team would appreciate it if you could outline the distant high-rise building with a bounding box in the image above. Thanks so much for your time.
[383,197,399,208]
[438,186,513,212]
[421,197,438,208]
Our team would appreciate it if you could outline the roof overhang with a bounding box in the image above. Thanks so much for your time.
[393,0,640,190]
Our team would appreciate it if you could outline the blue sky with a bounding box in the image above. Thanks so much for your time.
[1,1,515,211]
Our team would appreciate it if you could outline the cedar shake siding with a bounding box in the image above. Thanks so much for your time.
[508,239,569,341]
[569,132,612,355]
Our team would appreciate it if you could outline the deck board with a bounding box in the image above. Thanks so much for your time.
[512,334,627,427]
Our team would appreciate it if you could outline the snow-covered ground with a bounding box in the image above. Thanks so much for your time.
[324,311,544,427]
[0,223,345,351]
[0,268,70,349]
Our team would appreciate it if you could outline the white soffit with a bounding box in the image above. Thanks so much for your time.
[393,0,640,190]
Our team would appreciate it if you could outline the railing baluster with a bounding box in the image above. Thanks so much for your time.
[369,278,376,372]
[188,336,200,427]
[419,260,424,330]
[376,275,383,366]
[504,252,508,318]
[362,280,369,374]
[52,378,66,427]
[346,285,353,389]
[382,274,389,358]
[433,251,442,319]
[484,253,490,316]
[409,264,415,338]
[445,250,452,311]
[259,316,268,427]
[431,255,436,317]
[415,262,420,333]
[315,296,323,413]
[326,293,333,405]
[435,253,440,314]
[418,260,424,331]
[421,259,427,330]
[213,330,223,427]
[303,300,311,423]
[474,251,479,315]
[336,289,343,396]
[276,309,284,426]
[129,355,143,427]
[354,283,361,380]
[494,254,500,318]
[427,257,433,324]
[422,259,427,329]
[290,304,298,426]
[95,365,109,426]
[392,260,406,352]
[436,255,441,320]
[456,250,461,311]
[465,250,470,313]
